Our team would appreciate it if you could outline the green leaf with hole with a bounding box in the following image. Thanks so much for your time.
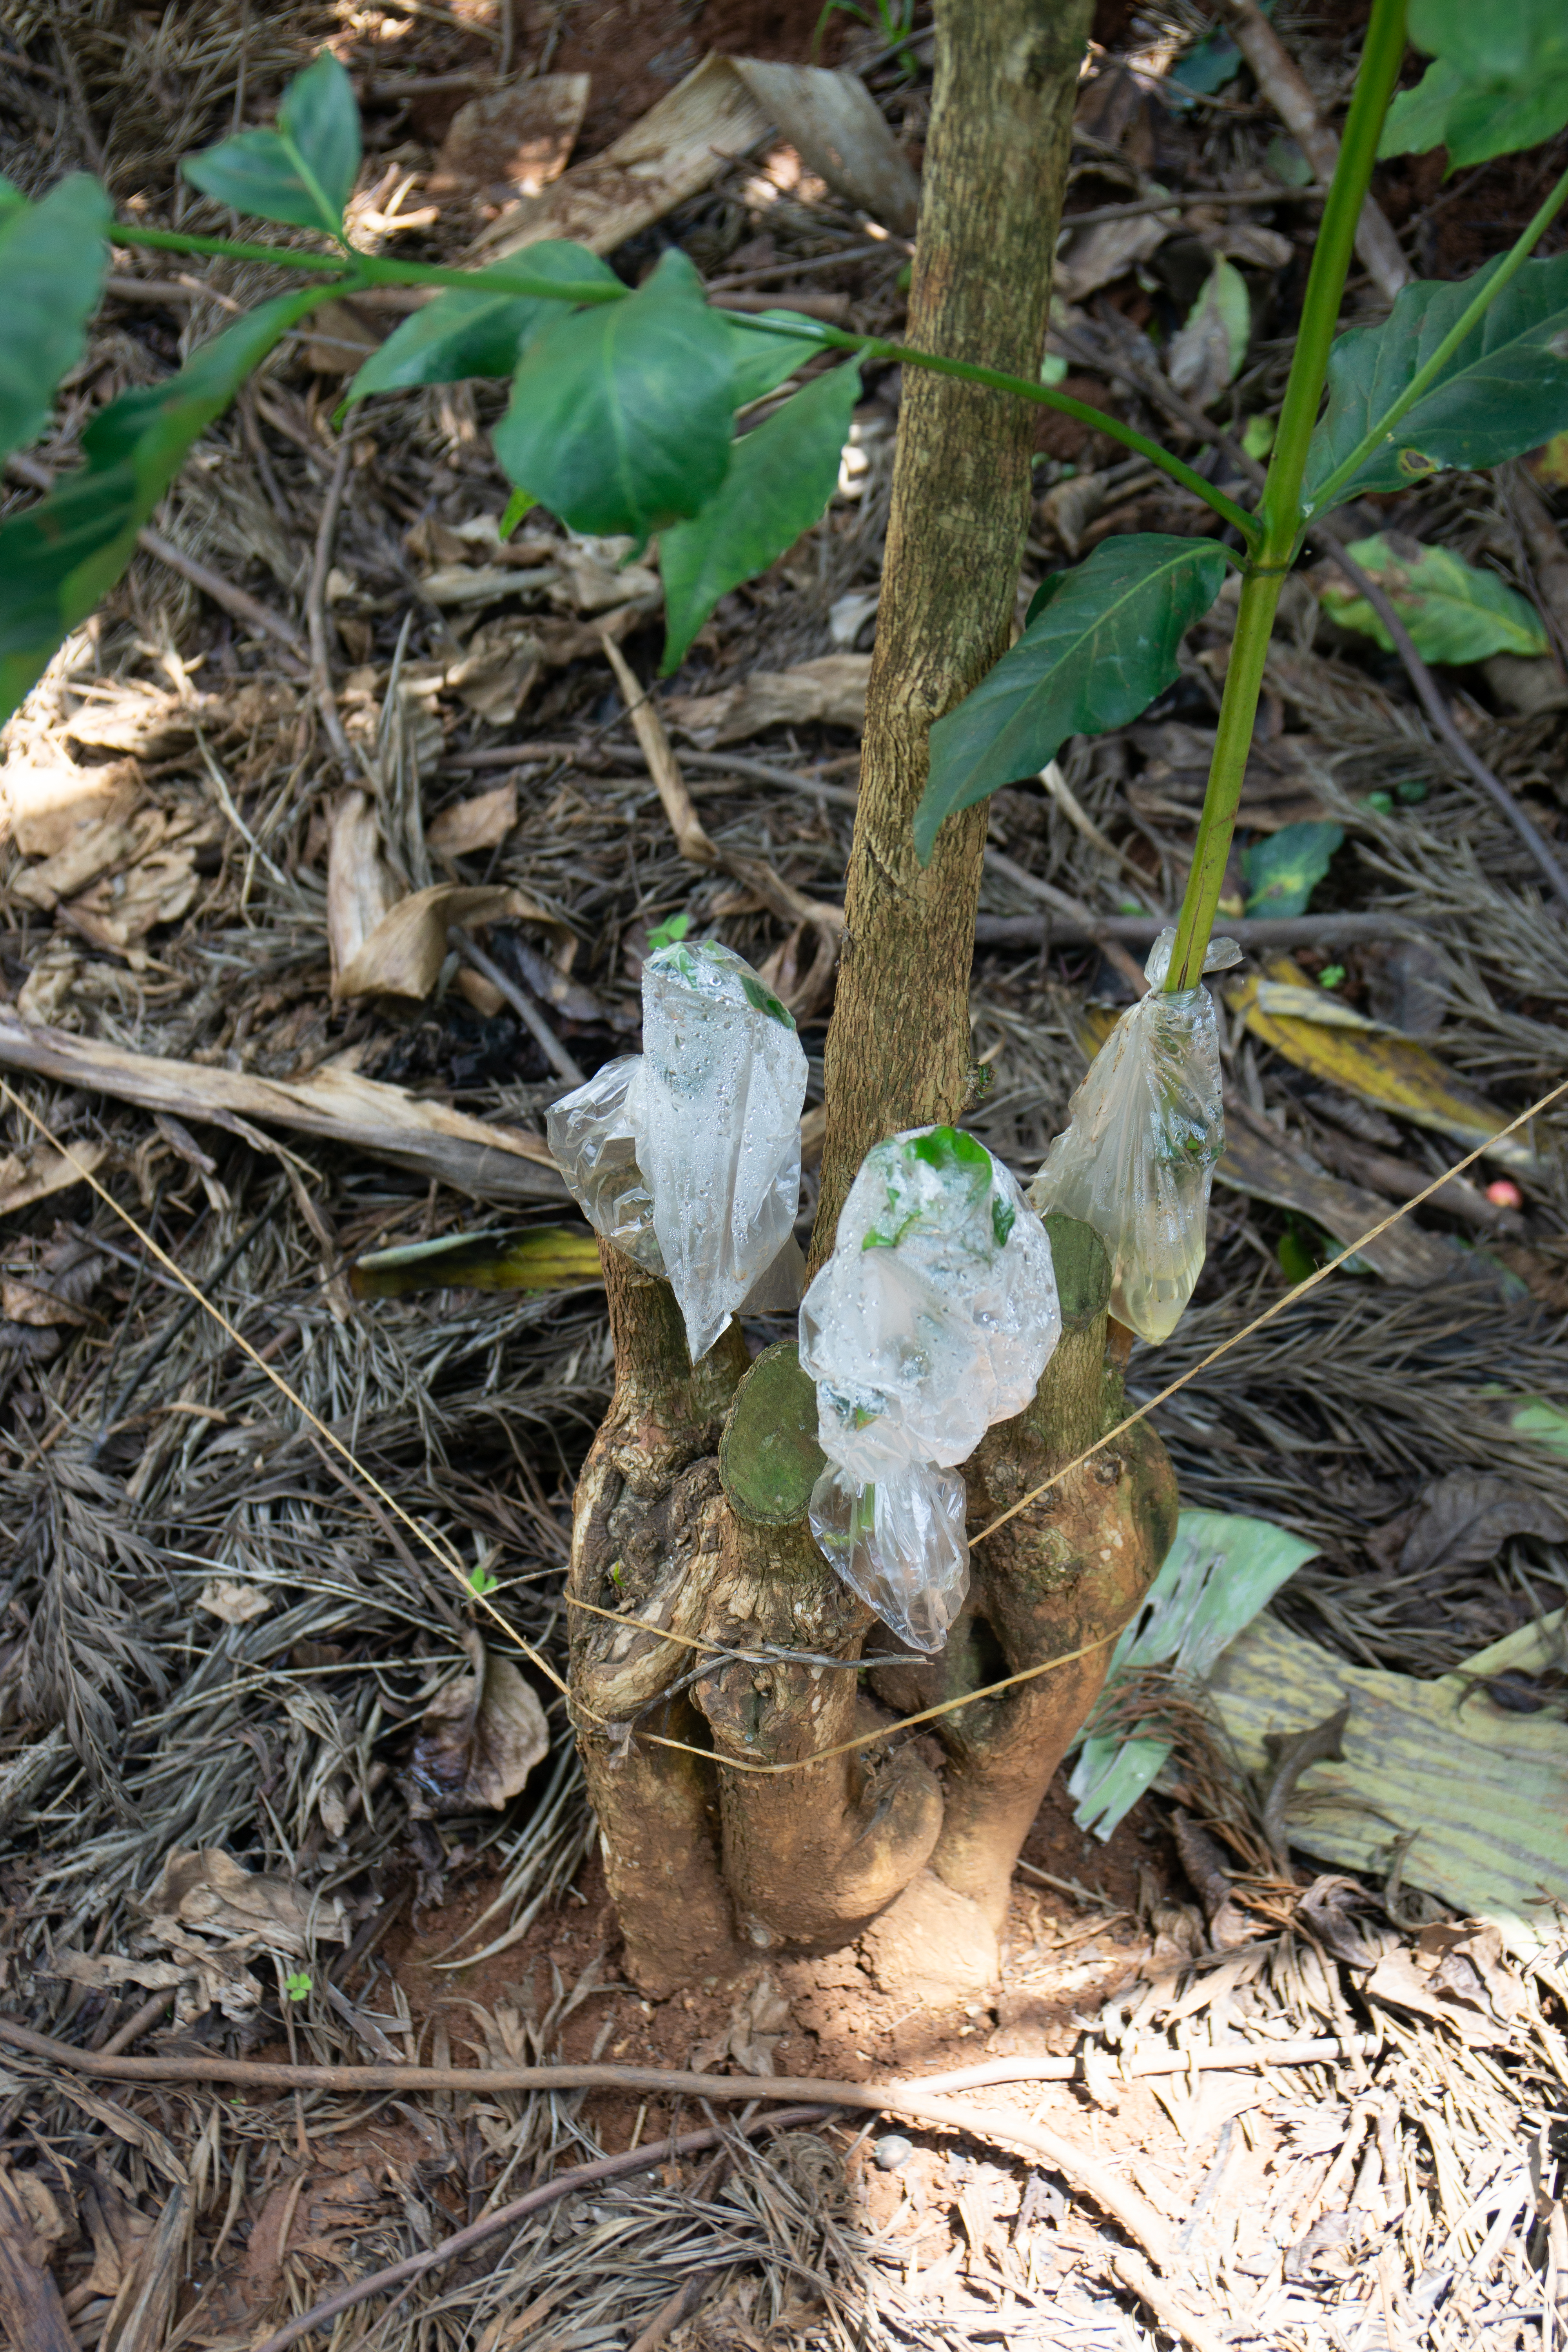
[0,289,321,724]
[493,247,734,542]
[184,51,360,235]
[723,308,828,405]
[659,360,860,675]
[1319,532,1548,665]
[915,535,1227,864]
[343,243,621,408]
[0,175,112,466]
[1304,252,1568,510]
[1242,820,1343,918]
[1379,0,1568,169]
[350,1223,604,1300]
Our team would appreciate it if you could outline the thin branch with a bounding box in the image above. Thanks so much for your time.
[306,436,361,778]
[448,924,585,1085]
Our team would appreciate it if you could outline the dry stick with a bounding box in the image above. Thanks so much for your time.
[1209,0,1409,299]
[2,452,306,662]
[243,2107,833,2352]
[305,436,361,777]
[448,922,586,1085]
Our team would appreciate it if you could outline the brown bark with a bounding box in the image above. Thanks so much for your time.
[811,0,1093,1267]
[869,1221,1178,1939]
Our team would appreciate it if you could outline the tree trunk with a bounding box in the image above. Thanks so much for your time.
[567,0,1179,2004]
[811,0,1094,1266]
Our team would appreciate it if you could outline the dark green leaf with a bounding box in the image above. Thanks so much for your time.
[723,308,828,405]
[915,535,1227,864]
[350,1224,603,1299]
[1242,820,1343,917]
[0,174,111,465]
[184,52,360,235]
[343,242,620,407]
[1379,0,1568,169]
[492,247,734,541]
[1305,252,1568,508]
[0,289,320,723]
[659,360,860,674]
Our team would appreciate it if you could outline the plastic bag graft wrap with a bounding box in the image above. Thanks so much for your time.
[547,938,808,1361]
[799,1126,1062,1652]
[1029,927,1240,1346]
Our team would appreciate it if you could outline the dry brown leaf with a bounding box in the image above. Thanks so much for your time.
[472,53,771,261]
[10,813,149,911]
[326,788,402,996]
[64,681,197,757]
[147,1846,347,1955]
[432,73,589,195]
[337,882,554,1002]
[551,537,661,615]
[0,1235,103,1329]
[443,621,544,725]
[665,653,871,746]
[0,1138,106,1212]
[428,783,519,858]
[65,844,199,951]
[408,1630,548,1813]
[1055,211,1175,303]
[80,2174,155,2299]
[196,1577,270,1625]
[302,296,384,376]
[0,753,142,858]
[729,60,919,232]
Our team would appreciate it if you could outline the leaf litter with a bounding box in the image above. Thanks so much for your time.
[2,3,1568,2348]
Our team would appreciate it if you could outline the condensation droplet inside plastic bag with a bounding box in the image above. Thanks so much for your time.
[1029,928,1239,1345]
[546,940,807,1360]
[800,1125,1062,1650]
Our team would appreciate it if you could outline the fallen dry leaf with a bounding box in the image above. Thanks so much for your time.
[66,843,200,952]
[0,752,141,858]
[443,620,544,725]
[428,782,518,857]
[64,680,198,757]
[432,72,588,196]
[409,1630,548,1813]
[196,1577,271,1625]
[336,882,554,1002]
[0,1138,107,1213]
[665,653,871,746]
[1375,1472,1568,1578]
[147,1846,347,1955]
[326,788,402,996]
[10,811,152,911]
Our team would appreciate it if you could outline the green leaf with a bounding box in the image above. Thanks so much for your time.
[1305,252,1568,508]
[915,535,1227,864]
[1242,820,1343,918]
[1320,531,1548,664]
[723,308,827,406]
[0,289,320,724]
[349,1223,604,1300]
[659,361,860,674]
[343,242,621,407]
[646,909,691,951]
[0,175,112,466]
[1379,0,1568,169]
[1168,256,1250,407]
[284,1971,312,2002]
[1068,1507,1318,1841]
[184,51,360,236]
[493,247,734,541]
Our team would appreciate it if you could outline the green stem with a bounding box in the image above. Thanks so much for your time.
[1305,156,1568,523]
[114,223,1259,542]
[1163,0,1406,993]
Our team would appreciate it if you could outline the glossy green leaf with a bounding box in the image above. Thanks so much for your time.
[350,1223,603,1299]
[1242,820,1344,918]
[0,175,112,466]
[184,51,360,235]
[1380,0,1568,169]
[915,535,1227,864]
[0,289,320,724]
[343,242,621,407]
[493,247,734,541]
[659,361,860,674]
[724,308,828,405]
[1320,531,1548,664]
[1304,252,1568,509]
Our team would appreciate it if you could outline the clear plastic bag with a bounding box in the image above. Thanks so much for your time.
[799,1125,1062,1650]
[545,1054,665,1273]
[546,940,807,1360]
[1029,927,1240,1345]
